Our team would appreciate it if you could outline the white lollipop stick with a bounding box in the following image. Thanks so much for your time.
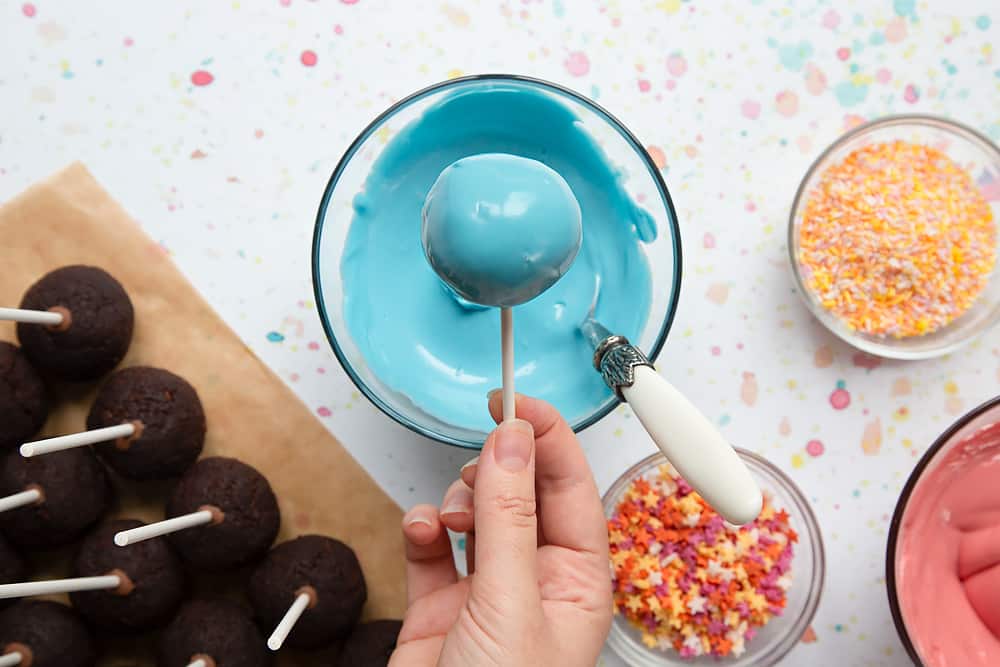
[500,307,515,422]
[20,423,135,458]
[0,652,21,667]
[0,308,63,327]
[186,660,207,667]
[0,488,42,514]
[0,574,121,600]
[267,591,313,651]
[114,509,216,547]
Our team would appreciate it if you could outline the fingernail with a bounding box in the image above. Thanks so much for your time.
[405,515,432,528]
[441,486,473,516]
[460,456,479,472]
[493,419,534,472]
[487,388,501,399]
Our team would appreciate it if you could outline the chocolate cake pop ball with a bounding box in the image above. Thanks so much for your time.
[0,343,48,452]
[0,447,111,550]
[16,266,134,381]
[339,620,402,667]
[71,519,186,633]
[248,535,367,650]
[87,366,205,480]
[0,535,26,610]
[157,599,271,667]
[421,153,583,307]
[165,457,280,571]
[0,600,96,667]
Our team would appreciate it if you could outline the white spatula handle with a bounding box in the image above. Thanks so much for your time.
[622,365,762,525]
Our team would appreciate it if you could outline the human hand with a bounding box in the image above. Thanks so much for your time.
[389,392,612,667]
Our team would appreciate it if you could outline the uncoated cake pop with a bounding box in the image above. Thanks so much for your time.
[15,266,134,381]
[0,600,96,667]
[87,366,206,480]
[157,599,271,667]
[0,536,26,610]
[161,457,280,571]
[339,620,403,667]
[0,447,111,550]
[71,519,186,634]
[248,535,367,651]
[0,343,47,452]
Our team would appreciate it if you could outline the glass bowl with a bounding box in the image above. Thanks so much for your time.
[602,449,825,667]
[788,115,1000,359]
[312,74,681,448]
[886,395,1000,666]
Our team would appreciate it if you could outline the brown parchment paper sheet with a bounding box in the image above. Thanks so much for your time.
[0,163,405,665]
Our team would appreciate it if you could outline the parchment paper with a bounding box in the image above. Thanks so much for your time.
[0,164,405,665]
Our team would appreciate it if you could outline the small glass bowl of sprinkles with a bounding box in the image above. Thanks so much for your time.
[603,449,824,667]
[789,115,1000,359]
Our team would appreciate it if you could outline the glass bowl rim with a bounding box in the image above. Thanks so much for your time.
[601,447,826,666]
[310,73,683,449]
[884,393,1000,666]
[786,113,1000,360]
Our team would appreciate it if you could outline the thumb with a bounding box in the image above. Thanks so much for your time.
[472,418,539,605]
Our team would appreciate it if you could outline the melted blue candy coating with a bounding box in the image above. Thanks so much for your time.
[340,82,655,436]
[421,153,583,308]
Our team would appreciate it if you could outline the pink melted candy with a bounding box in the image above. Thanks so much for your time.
[897,418,1000,666]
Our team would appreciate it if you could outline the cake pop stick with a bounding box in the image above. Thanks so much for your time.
[500,307,514,422]
[0,308,65,328]
[0,651,21,667]
[0,489,41,515]
[0,574,125,600]
[20,423,136,458]
[267,589,314,650]
[114,508,219,547]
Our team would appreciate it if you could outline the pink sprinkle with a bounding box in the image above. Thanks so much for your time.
[254,129,264,139]
[300,49,318,67]
[340,0,358,3]
[289,373,300,382]
[903,83,919,104]
[703,232,716,249]
[317,406,332,417]
[665,79,677,90]
[667,53,687,77]
[836,47,850,61]
[830,387,851,410]
[745,201,756,212]
[307,341,320,350]
[191,70,214,86]
[123,36,134,47]
[711,346,721,356]
[564,51,590,77]
[334,24,344,34]
[821,9,839,29]
[638,79,651,93]
[876,68,892,84]
[317,367,326,374]
[21,3,36,18]
[806,440,825,457]
[280,0,291,5]
[741,99,761,120]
